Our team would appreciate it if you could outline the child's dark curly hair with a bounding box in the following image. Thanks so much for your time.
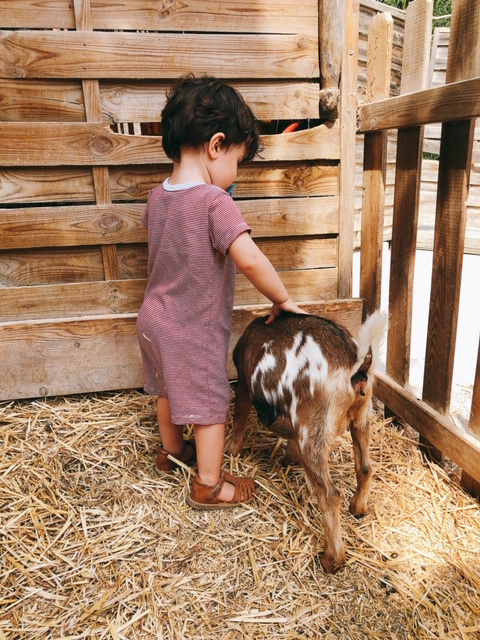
[161,75,261,163]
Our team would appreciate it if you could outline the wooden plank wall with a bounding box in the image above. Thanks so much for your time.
[357,0,480,490]
[0,0,367,400]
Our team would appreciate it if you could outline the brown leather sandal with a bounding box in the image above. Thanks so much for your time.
[155,440,196,474]
[187,470,256,510]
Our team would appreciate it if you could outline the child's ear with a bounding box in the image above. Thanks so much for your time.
[208,132,226,158]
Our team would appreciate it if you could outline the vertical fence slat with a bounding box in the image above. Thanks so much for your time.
[338,0,359,298]
[73,0,120,281]
[359,11,392,318]
[386,0,432,387]
[422,0,478,470]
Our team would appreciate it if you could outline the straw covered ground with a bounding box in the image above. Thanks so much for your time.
[1,388,479,639]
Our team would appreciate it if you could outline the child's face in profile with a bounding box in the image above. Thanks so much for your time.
[209,143,246,192]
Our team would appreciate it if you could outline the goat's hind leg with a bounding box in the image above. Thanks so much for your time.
[349,414,373,517]
[304,459,346,574]
[230,373,253,456]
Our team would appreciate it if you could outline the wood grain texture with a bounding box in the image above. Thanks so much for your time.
[375,372,480,484]
[0,123,339,166]
[0,0,319,36]
[0,31,319,80]
[357,78,480,132]
[0,299,362,400]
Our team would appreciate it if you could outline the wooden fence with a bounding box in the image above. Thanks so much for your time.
[0,0,363,400]
[358,0,480,493]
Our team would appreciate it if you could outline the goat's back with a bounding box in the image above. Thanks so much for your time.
[233,313,362,429]
[234,313,358,376]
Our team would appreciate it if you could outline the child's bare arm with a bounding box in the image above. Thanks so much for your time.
[228,231,304,323]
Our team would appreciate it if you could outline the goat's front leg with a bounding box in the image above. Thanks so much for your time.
[349,411,373,517]
[303,458,345,574]
[230,374,253,456]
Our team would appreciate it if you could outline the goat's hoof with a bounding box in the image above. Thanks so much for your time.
[320,551,346,574]
[229,443,243,457]
[281,454,301,467]
[349,500,369,518]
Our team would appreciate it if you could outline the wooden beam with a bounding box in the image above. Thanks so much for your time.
[359,11,393,318]
[338,0,359,298]
[318,0,345,115]
[73,0,119,280]
[374,372,480,485]
[0,197,339,250]
[358,77,480,132]
[0,31,319,80]
[386,0,433,386]
[0,299,363,400]
[0,123,339,166]
[0,0,320,36]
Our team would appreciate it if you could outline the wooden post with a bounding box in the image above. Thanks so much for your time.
[387,0,433,387]
[359,11,393,319]
[422,0,478,470]
[338,0,359,298]
[318,0,345,116]
[73,0,120,281]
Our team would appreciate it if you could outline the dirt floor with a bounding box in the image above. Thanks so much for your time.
[1,389,479,639]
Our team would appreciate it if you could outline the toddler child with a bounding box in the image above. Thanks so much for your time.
[137,74,303,508]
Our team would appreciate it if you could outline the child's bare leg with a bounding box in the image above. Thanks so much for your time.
[194,423,235,502]
[156,396,187,453]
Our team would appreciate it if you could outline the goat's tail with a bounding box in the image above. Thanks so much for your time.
[354,310,389,373]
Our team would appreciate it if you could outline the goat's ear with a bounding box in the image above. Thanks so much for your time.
[358,347,372,373]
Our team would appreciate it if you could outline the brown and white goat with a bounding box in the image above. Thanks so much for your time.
[230,311,388,573]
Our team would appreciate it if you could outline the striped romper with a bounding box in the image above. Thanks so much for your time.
[136,179,251,425]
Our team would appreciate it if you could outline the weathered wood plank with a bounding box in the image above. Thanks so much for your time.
[0,250,338,320]
[234,164,339,198]
[235,268,338,305]
[0,315,144,400]
[0,204,146,250]
[0,236,336,289]
[445,0,479,85]
[0,168,96,205]
[0,197,339,250]
[422,0,478,415]
[338,0,359,298]
[0,123,339,166]
[0,31,319,80]
[0,80,85,122]
[0,247,106,287]
[99,81,322,123]
[0,0,319,36]
[0,279,146,321]
[0,79,322,123]
[360,11,392,318]
[422,0,478,416]
[357,77,480,132]
[0,298,362,400]
[386,0,431,386]
[0,163,338,204]
[240,196,339,237]
[374,372,480,485]
[255,237,337,271]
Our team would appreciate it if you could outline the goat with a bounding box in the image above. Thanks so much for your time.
[230,310,388,573]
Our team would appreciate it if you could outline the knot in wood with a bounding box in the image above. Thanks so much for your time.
[89,134,114,156]
[160,0,175,18]
[99,214,121,234]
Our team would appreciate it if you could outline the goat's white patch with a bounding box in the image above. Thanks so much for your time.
[251,342,278,404]
[298,425,308,451]
[251,332,329,427]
